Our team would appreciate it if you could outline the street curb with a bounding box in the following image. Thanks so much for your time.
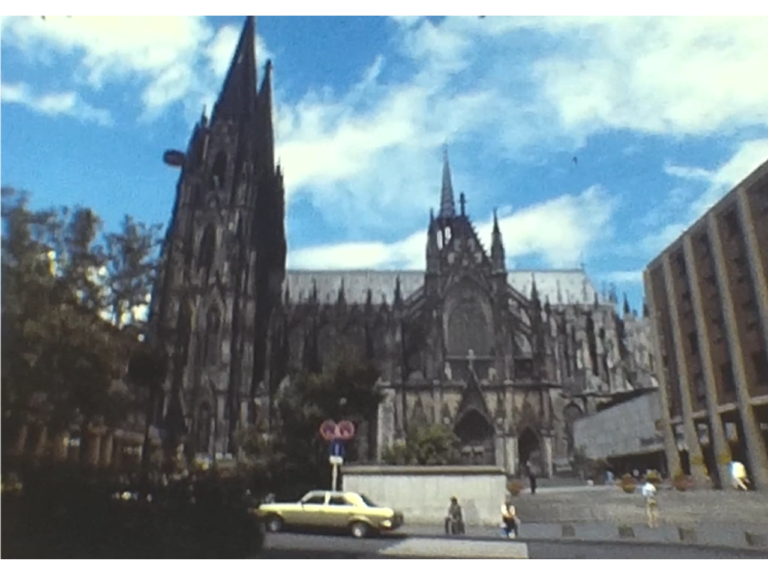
[401,533,768,557]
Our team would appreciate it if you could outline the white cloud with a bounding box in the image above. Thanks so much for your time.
[640,138,768,254]
[1,81,112,126]
[601,270,643,285]
[6,15,768,269]
[289,185,616,270]
[0,16,271,120]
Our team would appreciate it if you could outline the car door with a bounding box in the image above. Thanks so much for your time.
[326,494,355,529]
[296,492,328,528]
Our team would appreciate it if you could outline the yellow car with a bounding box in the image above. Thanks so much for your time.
[256,490,404,538]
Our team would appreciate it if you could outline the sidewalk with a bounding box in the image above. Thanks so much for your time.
[403,521,768,553]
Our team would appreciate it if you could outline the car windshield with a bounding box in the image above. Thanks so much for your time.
[359,494,378,507]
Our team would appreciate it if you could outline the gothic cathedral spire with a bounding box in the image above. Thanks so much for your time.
[491,208,506,274]
[438,147,457,220]
[212,16,258,122]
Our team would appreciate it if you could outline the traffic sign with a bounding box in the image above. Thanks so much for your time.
[319,420,338,441]
[337,420,356,440]
[318,419,357,441]
[330,439,345,458]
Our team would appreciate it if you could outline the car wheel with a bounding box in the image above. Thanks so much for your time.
[266,516,284,533]
[350,522,369,539]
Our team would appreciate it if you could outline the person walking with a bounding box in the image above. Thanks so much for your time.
[731,461,749,491]
[640,478,659,528]
[528,466,537,495]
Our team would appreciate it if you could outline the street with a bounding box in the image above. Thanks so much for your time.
[262,532,768,559]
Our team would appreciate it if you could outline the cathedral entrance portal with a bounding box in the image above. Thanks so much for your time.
[454,410,495,465]
[518,427,542,475]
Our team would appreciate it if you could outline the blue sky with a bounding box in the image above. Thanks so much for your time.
[3,14,768,312]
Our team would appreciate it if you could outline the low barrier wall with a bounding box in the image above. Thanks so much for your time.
[342,465,507,526]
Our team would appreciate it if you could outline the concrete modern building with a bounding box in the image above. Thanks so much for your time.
[573,389,667,475]
[644,158,768,490]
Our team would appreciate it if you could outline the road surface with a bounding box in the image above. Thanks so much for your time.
[262,532,768,559]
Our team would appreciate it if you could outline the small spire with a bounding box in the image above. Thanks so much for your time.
[623,293,630,316]
[310,279,318,302]
[438,147,456,219]
[394,276,403,306]
[490,208,506,274]
[530,273,539,304]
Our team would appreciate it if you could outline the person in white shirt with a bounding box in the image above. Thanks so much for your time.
[731,461,749,491]
[501,498,519,539]
[640,480,659,528]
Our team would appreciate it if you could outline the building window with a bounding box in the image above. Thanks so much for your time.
[721,361,736,393]
[722,210,740,239]
[688,332,699,356]
[211,151,227,189]
[674,252,687,277]
[198,223,216,272]
[203,306,221,366]
[515,358,534,379]
[692,372,707,406]
[753,351,768,387]
[698,234,711,256]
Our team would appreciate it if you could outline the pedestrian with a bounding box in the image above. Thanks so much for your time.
[640,478,659,528]
[500,497,519,539]
[444,496,464,535]
[731,461,749,491]
[528,466,537,495]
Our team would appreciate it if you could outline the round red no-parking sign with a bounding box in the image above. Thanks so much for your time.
[318,419,356,441]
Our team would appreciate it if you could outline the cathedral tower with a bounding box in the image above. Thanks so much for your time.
[150,16,286,457]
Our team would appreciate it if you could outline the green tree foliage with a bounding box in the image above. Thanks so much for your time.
[105,215,163,329]
[253,355,382,497]
[1,187,162,459]
[381,424,462,465]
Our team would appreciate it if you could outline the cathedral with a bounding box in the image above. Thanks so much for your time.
[150,16,657,477]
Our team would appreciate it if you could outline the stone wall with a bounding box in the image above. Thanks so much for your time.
[573,390,663,460]
[342,465,507,526]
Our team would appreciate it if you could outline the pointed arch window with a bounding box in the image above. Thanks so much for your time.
[448,297,491,357]
[211,151,227,189]
[196,402,212,453]
[198,223,216,274]
[203,306,221,366]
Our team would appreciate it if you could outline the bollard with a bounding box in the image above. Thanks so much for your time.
[745,532,768,548]
[619,526,635,540]
[678,527,697,543]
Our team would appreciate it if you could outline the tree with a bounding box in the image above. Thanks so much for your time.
[381,425,462,466]
[266,355,382,496]
[1,188,153,462]
[105,216,163,329]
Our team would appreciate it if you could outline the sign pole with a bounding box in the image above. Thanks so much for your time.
[331,462,338,491]
[320,419,356,493]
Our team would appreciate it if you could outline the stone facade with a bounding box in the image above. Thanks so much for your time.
[264,152,658,477]
[149,17,286,457]
[150,17,657,476]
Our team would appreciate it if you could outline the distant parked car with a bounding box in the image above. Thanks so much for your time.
[255,489,404,538]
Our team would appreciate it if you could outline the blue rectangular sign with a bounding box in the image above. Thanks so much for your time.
[330,439,345,458]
